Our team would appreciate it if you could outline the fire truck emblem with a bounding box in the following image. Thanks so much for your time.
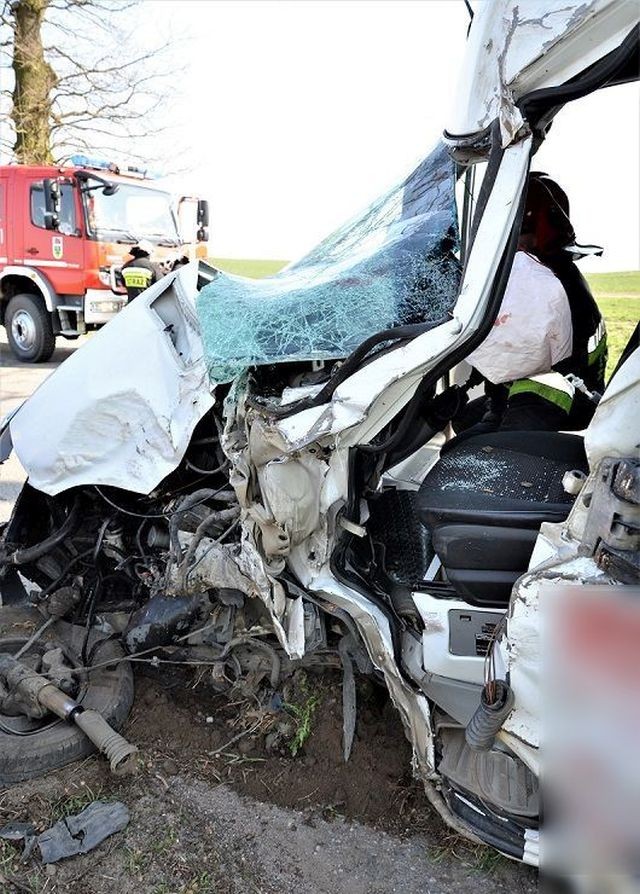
[52,236,63,260]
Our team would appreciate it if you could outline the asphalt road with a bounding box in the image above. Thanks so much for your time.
[0,330,89,522]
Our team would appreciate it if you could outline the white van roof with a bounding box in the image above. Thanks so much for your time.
[446,0,639,147]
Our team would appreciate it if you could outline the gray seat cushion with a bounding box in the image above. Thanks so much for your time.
[417,430,588,531]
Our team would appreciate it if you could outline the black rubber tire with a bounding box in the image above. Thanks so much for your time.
[0,606,134,785]
[5,293,56,363]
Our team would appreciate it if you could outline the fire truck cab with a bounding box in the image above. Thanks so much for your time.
[0,157,209,362]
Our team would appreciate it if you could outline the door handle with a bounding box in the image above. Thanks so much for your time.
[26,247,39,255]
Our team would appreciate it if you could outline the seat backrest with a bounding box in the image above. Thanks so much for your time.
[416,430,588,605]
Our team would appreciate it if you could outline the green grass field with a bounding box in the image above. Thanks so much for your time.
[210,257,288,278]
[586,271,639,376]
[585,270,640,297]
[211,258,638,377]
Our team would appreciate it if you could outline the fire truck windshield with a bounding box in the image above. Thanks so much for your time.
[83,182,181,246]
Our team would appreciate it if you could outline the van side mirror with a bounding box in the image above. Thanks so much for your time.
[42,178,60,231]
[74,170,118,196]
[176,196,209,244]
[197,199,209,228]
[196,200,209,242]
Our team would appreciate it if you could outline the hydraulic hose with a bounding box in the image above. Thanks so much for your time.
[177,505,241,590]
[248,319,446,420]
[167,488,221,562]
[465,680,515,752]
[6,499,80,566]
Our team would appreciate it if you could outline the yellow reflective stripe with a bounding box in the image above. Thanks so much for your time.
[122,266,153,290]
[122,275,148,289]
[587,320,606,352]
[509,377,573,413]
[588,329,607,366]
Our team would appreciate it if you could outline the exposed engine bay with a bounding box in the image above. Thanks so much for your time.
[1,402,353,696]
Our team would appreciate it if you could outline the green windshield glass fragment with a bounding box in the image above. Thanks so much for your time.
[196,142,461,384]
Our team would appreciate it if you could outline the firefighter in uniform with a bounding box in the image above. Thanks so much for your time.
[121,240,164,302]
[467,173,607,432]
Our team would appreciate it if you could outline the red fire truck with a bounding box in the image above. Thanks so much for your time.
[0,156,209,362]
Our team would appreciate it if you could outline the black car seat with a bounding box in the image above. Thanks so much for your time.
[416,430,589,606]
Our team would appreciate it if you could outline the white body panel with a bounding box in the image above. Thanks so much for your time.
[497,349,640,755]
[413,592,506,685]
[585,347,640,466]
[10,263,213,496]
[447,0,638,145]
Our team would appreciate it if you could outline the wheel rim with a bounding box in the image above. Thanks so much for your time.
[10,309,37,351]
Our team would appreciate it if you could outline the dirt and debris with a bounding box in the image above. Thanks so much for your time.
[37,800,130,864]
[121,669,424,832]
[0,668,538,893]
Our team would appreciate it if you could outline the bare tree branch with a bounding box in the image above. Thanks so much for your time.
[2,0,183,166]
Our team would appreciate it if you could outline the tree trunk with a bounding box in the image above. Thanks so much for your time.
[11,0,56,164]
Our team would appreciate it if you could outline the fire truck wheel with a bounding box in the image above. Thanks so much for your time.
[5,293,56,363]
[0,606,135,785]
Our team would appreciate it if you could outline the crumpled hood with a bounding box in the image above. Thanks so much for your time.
[10,264,214,496]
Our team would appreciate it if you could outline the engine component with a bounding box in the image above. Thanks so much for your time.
[147,525,170,550]
[167,488,221,559]
[2,499,80,566]
[41,648,75,694]
[102,522,125,561]
[123,594,209,653]
[177,506,241,591]
[0,654,137,775]
[45,586,81,619]
[12,588,83,664]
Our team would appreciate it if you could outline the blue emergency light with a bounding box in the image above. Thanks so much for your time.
[70,154,119,173]
[70,155,161,180]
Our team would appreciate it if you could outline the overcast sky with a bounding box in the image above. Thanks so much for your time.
[151,0,638,270]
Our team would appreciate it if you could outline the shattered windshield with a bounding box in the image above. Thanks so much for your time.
[197,141,461,383]
[84,183,180,245]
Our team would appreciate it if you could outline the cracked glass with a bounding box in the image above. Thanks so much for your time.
[196,141,461,383]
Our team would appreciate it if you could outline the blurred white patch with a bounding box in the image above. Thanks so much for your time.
[542,583,640,892]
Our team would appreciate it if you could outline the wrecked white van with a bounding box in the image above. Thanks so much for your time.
[0,0,638,867]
